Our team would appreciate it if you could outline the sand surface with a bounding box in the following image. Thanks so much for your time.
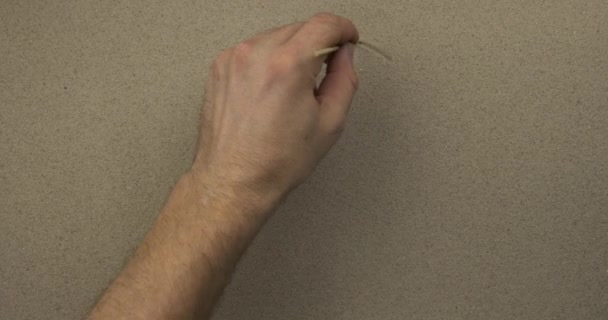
[2,1,607,319]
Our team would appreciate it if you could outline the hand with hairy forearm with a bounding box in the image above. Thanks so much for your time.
[88,12,359,320]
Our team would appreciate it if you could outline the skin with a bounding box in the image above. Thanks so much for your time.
[88,12,359,320]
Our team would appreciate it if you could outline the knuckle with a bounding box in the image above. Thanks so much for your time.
[233,41,254,60]
[231,41,255,72]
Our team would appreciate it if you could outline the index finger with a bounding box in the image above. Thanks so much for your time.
[289,13,359,52]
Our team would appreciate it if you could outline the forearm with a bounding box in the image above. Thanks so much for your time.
[89,171,279,319]
[89,13,359,319]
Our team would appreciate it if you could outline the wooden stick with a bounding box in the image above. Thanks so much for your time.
[314,46,340,57]
[314,41,392,61]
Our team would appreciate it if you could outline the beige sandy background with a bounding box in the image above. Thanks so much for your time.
[2,0,607,319]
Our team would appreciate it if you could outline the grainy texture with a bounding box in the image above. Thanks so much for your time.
[1,0,607,319]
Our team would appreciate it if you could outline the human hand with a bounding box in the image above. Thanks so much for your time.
[191,13,359,205]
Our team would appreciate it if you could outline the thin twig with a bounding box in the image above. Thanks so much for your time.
[314,46,340,57]
[313,40,391,61]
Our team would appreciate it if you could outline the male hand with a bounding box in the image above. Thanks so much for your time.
[192,13,359,205]
[90,14,360,320]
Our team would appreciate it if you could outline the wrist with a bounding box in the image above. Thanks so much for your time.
[182,168,284,220]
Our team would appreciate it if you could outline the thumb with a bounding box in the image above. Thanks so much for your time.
[316,43,358,133]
